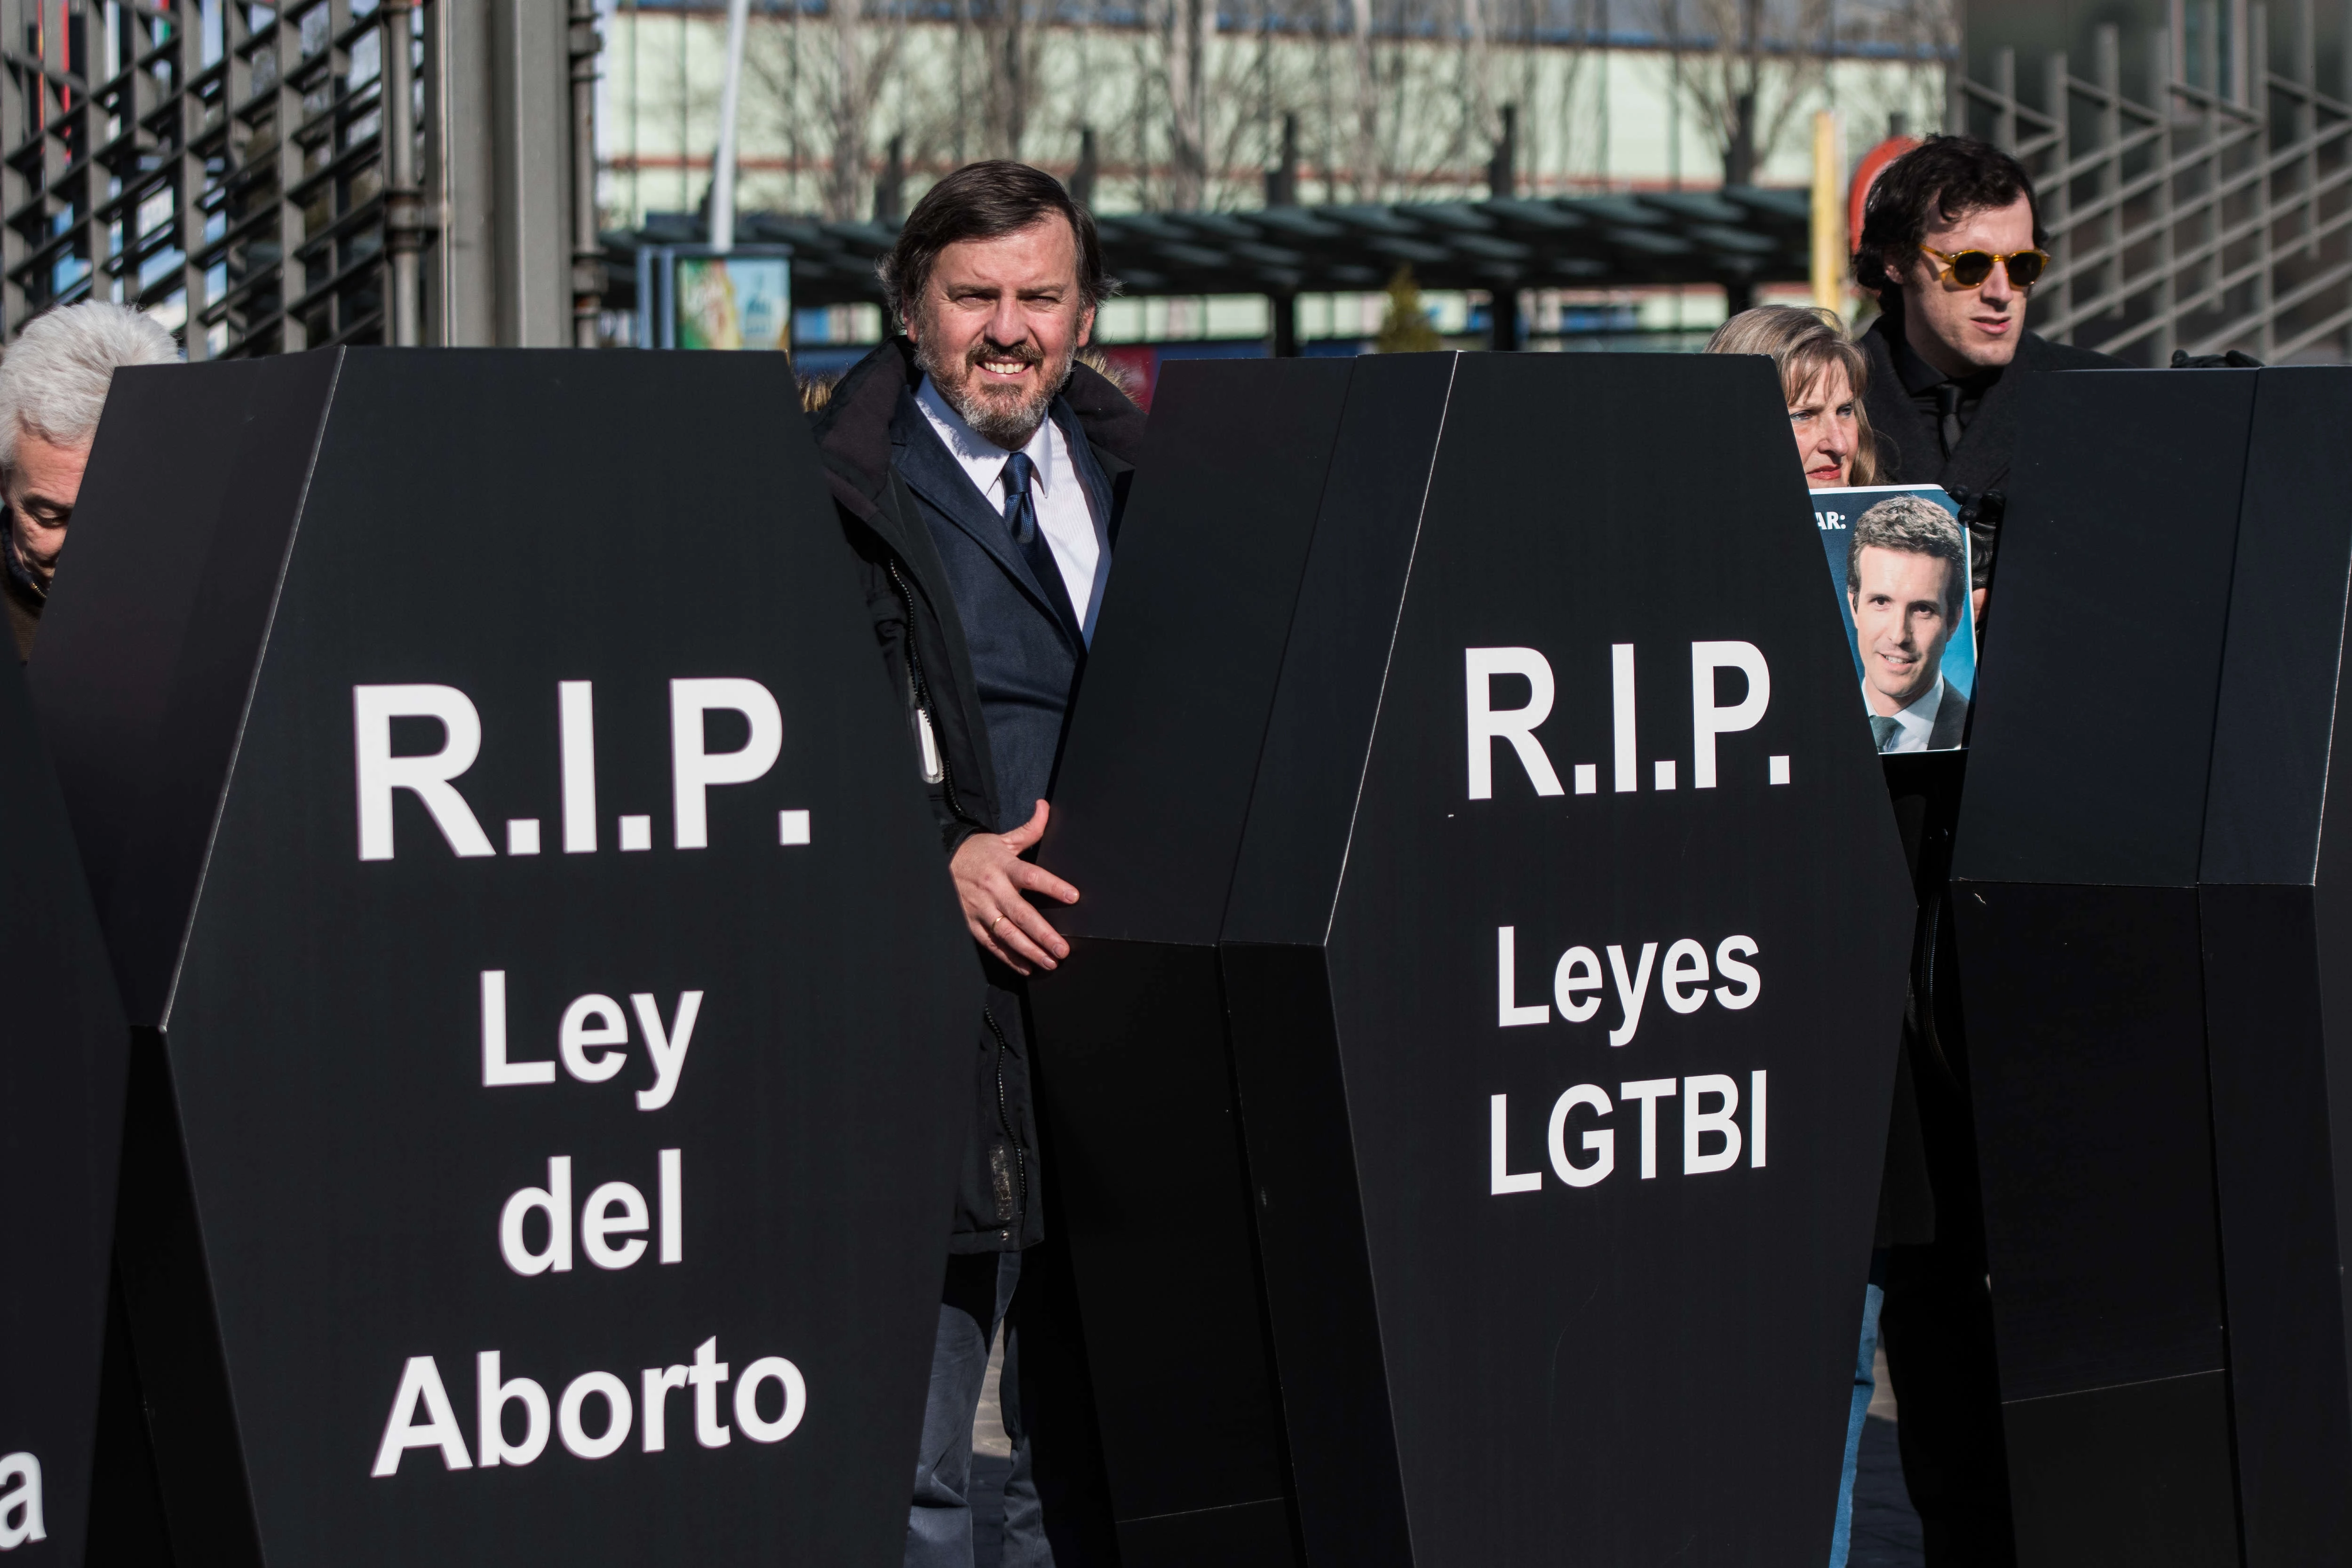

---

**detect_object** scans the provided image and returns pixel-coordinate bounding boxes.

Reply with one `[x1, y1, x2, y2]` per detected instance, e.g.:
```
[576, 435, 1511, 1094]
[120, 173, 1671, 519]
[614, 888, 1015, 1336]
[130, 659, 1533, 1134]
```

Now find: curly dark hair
[877, 161, 1113, 334]
[1852, 135, 2045, 297]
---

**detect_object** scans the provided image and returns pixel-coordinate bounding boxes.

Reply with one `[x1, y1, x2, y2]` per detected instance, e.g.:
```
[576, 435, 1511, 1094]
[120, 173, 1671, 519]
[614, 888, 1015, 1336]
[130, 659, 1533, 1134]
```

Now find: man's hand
[951, 800, 1079, 975]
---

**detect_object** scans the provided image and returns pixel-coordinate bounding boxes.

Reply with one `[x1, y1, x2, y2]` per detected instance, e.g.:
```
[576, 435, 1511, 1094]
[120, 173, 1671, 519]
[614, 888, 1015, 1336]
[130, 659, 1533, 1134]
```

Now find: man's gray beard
[917, 335, 1073, 450]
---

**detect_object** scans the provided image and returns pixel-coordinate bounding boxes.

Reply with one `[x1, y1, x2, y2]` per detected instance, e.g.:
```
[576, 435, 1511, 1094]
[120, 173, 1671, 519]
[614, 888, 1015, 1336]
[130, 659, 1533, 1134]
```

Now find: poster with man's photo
[1813, 485, 1976, 754]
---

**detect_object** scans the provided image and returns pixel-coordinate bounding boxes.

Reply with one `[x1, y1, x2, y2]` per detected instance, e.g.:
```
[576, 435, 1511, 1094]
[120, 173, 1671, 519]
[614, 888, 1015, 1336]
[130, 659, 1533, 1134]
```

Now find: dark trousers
[1880, 1239, 2016, 1565]
[907, 1251, 1048, 1568]
[1879, 980, 2019, 1567]
[904, 1229, 1119, 1568]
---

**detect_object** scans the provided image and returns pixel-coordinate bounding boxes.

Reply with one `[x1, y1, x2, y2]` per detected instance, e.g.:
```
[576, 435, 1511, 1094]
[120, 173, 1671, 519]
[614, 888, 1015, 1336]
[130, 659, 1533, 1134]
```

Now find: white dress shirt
[915, 376, 1102, 636]
[1873, 674, 1946, 754]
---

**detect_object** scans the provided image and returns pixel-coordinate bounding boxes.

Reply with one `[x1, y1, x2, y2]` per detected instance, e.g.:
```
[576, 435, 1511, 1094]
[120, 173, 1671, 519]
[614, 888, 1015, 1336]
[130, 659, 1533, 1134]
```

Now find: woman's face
[1788, 361, 1859, 489]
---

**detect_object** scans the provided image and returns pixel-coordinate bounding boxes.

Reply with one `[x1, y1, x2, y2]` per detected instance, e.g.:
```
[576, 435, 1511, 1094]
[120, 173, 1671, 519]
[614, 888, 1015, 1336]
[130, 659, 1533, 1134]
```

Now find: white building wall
[600, 4, 1948, 226]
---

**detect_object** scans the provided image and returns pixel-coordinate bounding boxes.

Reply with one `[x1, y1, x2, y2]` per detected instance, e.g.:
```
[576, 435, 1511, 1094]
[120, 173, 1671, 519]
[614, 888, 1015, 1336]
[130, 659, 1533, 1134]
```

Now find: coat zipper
[885, 555, 979, 831]
[984, 1006, 1028, 1240]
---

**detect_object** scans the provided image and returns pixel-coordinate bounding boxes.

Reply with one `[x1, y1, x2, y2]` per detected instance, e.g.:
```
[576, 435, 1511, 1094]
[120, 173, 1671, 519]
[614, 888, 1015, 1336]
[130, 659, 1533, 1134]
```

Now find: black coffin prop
[1024, 357, 1355, 1564]
[0, 653, 132, 1565]
[1955, 366, 2352, 1568]
[30, 350, 970, 1568]
[1034, 353, 1915, 1565]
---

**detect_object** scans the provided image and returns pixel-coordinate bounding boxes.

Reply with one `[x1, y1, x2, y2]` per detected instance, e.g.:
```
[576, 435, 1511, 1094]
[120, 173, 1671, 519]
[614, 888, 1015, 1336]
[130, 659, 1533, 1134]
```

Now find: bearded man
[811, 161, 1143, 1568]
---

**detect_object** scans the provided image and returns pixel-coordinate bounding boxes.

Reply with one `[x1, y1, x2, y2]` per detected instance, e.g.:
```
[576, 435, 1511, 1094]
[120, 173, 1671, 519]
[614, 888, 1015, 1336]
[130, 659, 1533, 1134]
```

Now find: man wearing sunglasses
[1846, 134, 2122, 1568]
[1854, 135, 2121, 624]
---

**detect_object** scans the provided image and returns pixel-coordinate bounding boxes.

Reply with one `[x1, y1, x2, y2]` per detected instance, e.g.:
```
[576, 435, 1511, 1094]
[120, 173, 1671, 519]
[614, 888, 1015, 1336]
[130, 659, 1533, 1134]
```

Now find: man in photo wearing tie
[1847, 493, 1970, 754]
[810, 161, 1144, 1568]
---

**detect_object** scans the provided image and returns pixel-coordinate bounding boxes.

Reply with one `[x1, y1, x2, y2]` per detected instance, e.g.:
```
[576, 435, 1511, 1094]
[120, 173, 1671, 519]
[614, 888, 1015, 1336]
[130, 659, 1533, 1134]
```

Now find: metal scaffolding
[1954, 0, 2352, 363]
[0, 0, 601, 355]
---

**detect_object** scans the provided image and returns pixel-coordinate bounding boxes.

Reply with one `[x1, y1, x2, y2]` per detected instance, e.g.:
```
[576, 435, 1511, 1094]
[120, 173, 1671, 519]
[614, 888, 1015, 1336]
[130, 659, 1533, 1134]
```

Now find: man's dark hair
[878, 160, 1112, 332]
[1852, 135, 2046, 296]
[1846, 493, 1966, 623]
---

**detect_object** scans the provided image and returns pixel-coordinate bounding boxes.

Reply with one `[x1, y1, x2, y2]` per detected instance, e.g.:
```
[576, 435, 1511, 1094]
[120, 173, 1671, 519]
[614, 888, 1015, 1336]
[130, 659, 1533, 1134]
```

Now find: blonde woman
[1707, 302, 1894, 1568]
[1706, 304, 1884, 490]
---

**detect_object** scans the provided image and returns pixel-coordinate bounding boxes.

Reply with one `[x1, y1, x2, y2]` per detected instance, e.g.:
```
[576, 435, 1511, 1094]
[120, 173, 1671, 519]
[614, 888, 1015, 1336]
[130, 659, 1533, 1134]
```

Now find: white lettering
[1528, 932, 1761, 1028]
[631, 992, 702, 1112]
[375, 1346, 800, 1474]
[1488, 1094, 1542, 1194]
[1546, 1086, 1615, 1187]
[670, 678, 784, 850]
[659, 1148, 683, 1264]
[1752, 1069, 1769, 1167]
[557, 1372, 634, 1460]
[733, 1358, 808, 1443]
[353, 685, 495, 861]
[1496, 927, 1550, 1027]
[1612, 644, 1638, 792]
[1690, 641, 1771, 789]
[1464, 648, 1565, 799]
[1661, 939, 1711, 1015]
[1683, 1074, 1744, 1175]
[1606, 942, 1658, 1047]
[1618, 1079, 1677, 1179]
[0, 1453, 44, 1547]
[475, 1352, 550, 1468]
[370, 1359, 472, 1478]
[581, 1182, 650, 1270]
[1552, 945, 1603, 1023]
[689, 1337, 732, 1448]
[641, 1364, 689, 1453]
[499, 1157, 573, 1276]
[1715, 936, 1762, 1010]
[482, 971, 556, 1088]
[559, 681, 598, 853]
[558, 994, 628, 1083]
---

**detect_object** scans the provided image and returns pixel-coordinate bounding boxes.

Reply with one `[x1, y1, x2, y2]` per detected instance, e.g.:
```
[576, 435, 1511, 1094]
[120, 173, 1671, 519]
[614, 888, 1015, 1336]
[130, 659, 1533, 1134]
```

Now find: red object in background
[1095, 345, 1160, 410]
[1848, 135, 1922, 258]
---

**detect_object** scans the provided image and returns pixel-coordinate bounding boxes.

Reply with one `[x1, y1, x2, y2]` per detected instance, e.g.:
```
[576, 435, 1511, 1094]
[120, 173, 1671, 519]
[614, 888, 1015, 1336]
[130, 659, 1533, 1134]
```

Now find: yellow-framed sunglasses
[1920, 245, 2050, 288]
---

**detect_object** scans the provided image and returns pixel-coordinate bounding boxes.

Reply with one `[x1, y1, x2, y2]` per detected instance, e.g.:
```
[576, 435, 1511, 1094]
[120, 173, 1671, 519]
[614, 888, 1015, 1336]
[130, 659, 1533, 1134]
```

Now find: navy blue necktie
[1001, 449, 1081, 641]
[1002, 451, 1040, 545]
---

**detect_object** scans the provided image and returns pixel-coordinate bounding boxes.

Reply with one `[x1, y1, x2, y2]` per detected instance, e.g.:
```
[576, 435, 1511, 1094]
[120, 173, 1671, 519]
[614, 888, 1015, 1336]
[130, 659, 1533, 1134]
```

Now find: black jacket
[810, 339, 1144, 1253]
[889, 388, 1115, 829]
[1857, 312, 2117, 1252]
[1857, 312, 2121, 592]
[1872, 682, 1971, 754]
[1926, 682, 1970, 750]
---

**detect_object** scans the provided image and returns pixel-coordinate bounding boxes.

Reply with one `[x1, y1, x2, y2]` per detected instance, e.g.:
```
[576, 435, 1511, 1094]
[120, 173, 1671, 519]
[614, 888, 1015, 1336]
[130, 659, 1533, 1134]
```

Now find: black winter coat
[1854, 310, 2119, 1251]
[1857, 312, 2122, 592]
[810, 339, 1144, 1253]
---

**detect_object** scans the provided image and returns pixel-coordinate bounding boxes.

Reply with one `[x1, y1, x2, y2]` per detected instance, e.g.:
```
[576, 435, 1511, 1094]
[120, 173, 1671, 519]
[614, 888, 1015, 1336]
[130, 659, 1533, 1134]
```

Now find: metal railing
[0, 0, 601, 354]
[0, 0, 439, 356]
[1955, 0, 2352, 363]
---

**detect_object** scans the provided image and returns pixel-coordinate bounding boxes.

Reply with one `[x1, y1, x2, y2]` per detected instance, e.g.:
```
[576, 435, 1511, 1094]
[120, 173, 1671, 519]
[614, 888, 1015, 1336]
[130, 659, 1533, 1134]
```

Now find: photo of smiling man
[1837, 490, 1973, 752]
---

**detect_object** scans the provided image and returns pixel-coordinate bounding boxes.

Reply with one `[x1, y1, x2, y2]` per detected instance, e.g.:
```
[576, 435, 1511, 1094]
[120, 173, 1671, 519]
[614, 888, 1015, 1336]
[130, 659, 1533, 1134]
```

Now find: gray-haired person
[1846, 493, 1969, 752]
[0, 301, 179, 658]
